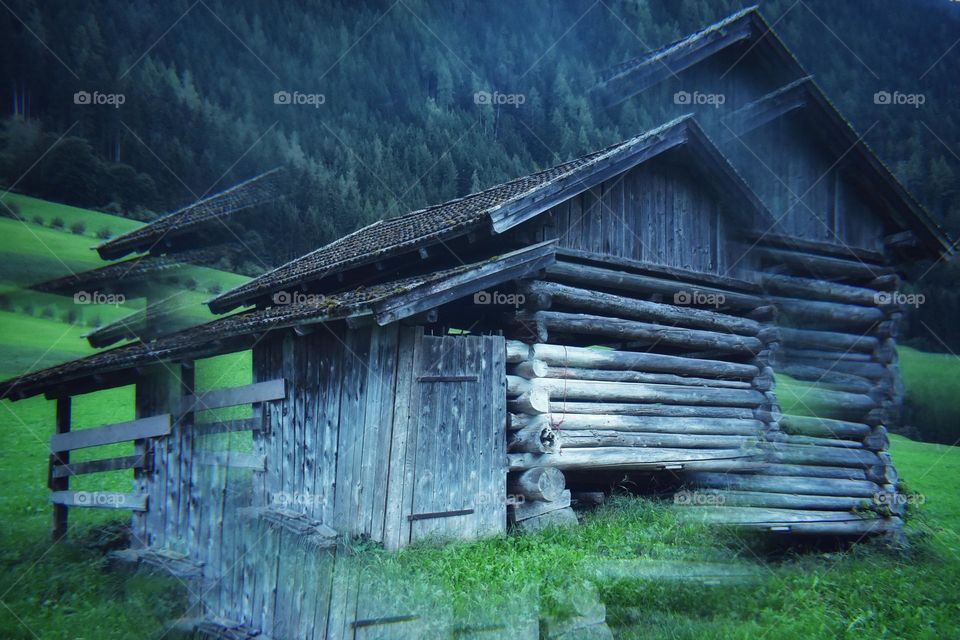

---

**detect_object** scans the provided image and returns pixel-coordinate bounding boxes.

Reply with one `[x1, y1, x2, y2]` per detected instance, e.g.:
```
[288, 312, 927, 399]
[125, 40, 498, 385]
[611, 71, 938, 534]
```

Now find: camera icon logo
[74, 91, 91, 105]
[474, 291, 492, 304]
[274, 91, 292, 105]
[673, 291, 691, 305]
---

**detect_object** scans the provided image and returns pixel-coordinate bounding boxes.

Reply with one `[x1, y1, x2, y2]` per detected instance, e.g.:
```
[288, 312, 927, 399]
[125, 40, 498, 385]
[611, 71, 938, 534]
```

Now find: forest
[1, 0, 958, 346]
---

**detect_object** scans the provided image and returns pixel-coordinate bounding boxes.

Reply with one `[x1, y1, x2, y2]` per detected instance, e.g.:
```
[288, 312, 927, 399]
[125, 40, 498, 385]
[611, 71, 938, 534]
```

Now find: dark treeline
[1, 0, 958, 345]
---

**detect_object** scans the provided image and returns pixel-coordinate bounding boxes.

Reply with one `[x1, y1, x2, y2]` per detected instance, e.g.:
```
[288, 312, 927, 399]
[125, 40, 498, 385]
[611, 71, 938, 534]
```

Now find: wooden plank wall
[197, 326, 508, 637]
[724, 111, 886, 251]
[520, 159, 755, 279]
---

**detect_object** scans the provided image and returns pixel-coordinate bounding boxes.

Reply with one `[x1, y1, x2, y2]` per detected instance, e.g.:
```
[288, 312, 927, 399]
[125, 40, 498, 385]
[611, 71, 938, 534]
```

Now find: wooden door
[383, 330, 507, 548]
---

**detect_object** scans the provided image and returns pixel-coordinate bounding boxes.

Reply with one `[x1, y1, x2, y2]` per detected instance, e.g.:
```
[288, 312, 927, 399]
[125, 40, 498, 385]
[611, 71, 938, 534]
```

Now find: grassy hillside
[0, 195, 249, 380]
[898, 346, 960, 444]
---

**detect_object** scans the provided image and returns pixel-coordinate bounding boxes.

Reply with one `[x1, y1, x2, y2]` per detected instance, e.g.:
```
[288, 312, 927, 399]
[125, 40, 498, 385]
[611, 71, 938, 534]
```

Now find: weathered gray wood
[779, 414, 871, 440]
[778, 327, 878, 352]
[51, 396, 70, 540]
[50, 490, 147, 510]
[49, 414, 171, 452]
[684, 472, 880, 497]
[766, 443, 882, 468]
[756, 247, 894, 280]
[776, 364, 875, 394]
[542, 402, 759, 420]
[510, 413, 765, 435]
[545, 261, 762, 310]
[508, 424, 561, 454]
[508, 376, 765, 408]
[508, 467, 566, 502]
[181, 379, 286, 414]
[511, 490, 572, 522]
[560, 430, 757, 449]
[761, 463, 869, 481]
[761, 273, 881, 306]
[681, 506, 898, 534]
[192, 418, 262, 436]
[373, 241, 556, 325]
[515, 505, 579, 531]
[51, 454, 144, 478]
[781, 435, 864, 449]
[509, 448, 760, 471]
[770, 296, 884, 329]
[523, 342, 758, 379]
[554, 247, 762, 293]
[693, 490, 870, 511]
[194, 452, 266, 471]
[506, 341, 532, 363]
[782, 358, 888, 380]
[514, 362, 753, 389]
[521, 280, 761, 335]
[520, 311, 763, 354]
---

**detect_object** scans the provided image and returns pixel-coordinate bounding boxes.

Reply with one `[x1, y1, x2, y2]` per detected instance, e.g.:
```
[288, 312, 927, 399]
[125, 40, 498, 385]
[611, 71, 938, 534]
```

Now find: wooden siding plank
[51, 455, 144, 479]
[383, 327, 419, 550]
[50, 414, 171, 452]
[181, 379, 286, 414]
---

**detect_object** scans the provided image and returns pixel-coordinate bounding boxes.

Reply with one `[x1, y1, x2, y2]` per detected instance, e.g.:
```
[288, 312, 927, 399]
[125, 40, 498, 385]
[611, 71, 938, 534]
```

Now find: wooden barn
[0, 7, 953, 639]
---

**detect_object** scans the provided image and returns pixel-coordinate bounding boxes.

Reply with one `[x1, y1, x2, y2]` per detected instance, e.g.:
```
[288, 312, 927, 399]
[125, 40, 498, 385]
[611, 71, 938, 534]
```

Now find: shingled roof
[206, 147, 626, 313]
[211, 115, 771, 313]
[96, 168, 284, 260]
[593, 6, 806, 106]
[32, 245, 245, 294]
[0, 242, 556, 400]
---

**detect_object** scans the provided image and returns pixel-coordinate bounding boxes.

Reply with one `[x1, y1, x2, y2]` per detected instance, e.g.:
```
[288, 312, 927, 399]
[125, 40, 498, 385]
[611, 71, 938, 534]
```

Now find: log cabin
[0, 7, 953, 638]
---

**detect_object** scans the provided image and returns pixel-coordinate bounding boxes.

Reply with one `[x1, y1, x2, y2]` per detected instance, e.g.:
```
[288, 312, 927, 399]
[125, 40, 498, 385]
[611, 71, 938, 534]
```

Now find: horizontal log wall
[504, 250, 902, 533]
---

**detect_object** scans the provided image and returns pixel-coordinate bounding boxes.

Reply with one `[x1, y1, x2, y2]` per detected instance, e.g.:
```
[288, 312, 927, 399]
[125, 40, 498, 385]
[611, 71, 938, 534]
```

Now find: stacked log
[498, 254, 902, 536]
[508, 468, 577, 530]
[505, 341, 769, 474]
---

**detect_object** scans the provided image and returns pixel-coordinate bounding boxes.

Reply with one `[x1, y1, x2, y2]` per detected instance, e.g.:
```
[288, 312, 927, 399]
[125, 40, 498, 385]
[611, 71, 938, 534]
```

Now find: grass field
[0, 195, 249, 384]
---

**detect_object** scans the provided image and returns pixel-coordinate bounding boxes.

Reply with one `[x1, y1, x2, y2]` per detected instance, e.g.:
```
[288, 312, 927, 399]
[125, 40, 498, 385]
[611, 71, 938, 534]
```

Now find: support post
[51, 396, 71, 541]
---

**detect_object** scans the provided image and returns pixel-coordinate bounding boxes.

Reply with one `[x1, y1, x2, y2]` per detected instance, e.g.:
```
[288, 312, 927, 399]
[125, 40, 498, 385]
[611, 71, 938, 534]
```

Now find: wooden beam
[51, 397, 70, 540]
[372, 240, 557, 325]
[50, 414, 172, 452]
[51, 454, 145, 479]
[546, 260, 762, 311]
[180, 379, 286, 414]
